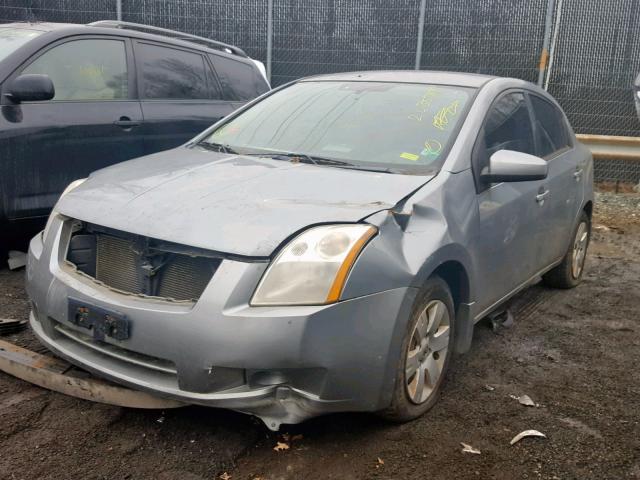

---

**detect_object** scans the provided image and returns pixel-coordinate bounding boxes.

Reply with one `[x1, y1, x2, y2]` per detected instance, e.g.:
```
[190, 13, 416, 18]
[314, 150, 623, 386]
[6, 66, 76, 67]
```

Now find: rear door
[133, 41, 235, 154]
[528, 93, 579, 267]
[472, 91, 547, 314]
[1, 36, 144, 220]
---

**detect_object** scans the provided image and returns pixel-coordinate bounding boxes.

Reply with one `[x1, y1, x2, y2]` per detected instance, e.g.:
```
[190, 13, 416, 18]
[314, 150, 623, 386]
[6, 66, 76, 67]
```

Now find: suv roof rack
[88, 20, 248, 58]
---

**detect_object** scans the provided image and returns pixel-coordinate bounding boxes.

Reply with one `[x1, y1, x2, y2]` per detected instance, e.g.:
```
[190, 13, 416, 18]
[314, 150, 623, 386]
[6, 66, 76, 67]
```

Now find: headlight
[251, 224, 377, 306]
[42, 178, 86, 243]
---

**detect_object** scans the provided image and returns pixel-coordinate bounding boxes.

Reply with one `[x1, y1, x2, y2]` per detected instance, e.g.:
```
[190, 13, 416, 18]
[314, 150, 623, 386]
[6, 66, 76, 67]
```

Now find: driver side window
[474, 91, 535, 189]
[22, 39, 128, 101]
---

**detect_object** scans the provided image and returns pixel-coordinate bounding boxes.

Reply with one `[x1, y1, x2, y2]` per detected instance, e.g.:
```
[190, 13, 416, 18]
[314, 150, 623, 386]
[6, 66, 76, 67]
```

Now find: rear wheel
[543, 211, 590, 289]
[379, 276, 455, 422]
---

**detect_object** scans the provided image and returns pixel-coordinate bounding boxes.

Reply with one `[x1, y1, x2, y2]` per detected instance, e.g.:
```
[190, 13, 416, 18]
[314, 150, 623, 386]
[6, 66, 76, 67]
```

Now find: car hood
[57, 147, 433, 257]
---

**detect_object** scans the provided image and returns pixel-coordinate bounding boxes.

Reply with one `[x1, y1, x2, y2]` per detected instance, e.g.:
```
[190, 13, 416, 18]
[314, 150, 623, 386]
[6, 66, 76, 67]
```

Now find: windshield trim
[193, 79, 479, 176]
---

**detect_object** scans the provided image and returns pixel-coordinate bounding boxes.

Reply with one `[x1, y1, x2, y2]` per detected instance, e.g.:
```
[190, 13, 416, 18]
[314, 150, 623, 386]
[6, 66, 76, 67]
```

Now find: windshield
[0, 28, 44, 63]
[202, 80, 474, 174]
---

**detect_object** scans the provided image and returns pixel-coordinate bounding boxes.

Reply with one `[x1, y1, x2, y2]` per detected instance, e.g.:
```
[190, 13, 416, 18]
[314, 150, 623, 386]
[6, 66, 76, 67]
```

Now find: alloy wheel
[405, 299, 451, 404]
[571, 221, 589, 279]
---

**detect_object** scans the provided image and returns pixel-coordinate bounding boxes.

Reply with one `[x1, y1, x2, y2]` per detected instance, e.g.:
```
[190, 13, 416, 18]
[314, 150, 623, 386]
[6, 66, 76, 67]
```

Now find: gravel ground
[0, 193, 639, 480]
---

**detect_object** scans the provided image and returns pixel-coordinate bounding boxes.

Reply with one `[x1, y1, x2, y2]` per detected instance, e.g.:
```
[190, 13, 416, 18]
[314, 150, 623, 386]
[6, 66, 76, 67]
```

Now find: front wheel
[378, 276, 455, 422]
[543, 211, 591, 289]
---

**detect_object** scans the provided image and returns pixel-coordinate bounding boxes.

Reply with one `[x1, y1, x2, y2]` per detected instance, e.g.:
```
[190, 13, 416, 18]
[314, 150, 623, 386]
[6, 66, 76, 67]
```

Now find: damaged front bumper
[26, 218, 416, 430]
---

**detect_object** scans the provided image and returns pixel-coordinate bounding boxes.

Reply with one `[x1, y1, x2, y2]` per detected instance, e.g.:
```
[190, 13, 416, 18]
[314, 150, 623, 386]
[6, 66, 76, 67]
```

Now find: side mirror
[6, 74, 55, 103]
[480, 150, 547, 183]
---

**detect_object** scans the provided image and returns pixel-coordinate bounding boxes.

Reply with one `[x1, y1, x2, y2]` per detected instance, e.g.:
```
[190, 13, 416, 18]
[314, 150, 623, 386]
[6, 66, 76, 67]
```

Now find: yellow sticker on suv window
[400, 152, 419, 161]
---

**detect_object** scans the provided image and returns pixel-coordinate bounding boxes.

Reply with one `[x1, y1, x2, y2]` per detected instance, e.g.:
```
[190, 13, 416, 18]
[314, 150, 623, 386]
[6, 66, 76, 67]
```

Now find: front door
[1, 36, 144, 220]
[471, 91, 546, 315]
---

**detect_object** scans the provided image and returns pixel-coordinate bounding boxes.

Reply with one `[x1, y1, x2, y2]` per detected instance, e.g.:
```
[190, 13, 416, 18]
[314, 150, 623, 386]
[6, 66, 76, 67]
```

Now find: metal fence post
[537, 0, 556, 86]
[414, 0, 427, 70]
[266, 0, 273, 83]
[116, 0, 122, 21]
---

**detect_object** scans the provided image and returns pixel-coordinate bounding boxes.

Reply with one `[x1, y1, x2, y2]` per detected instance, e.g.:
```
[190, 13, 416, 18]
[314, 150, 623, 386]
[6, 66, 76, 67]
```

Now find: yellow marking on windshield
[433, 100, 459, 130]
[421, 139, 443, 157]
[408, 87, 439, 122]
[400, 152, 420, 161]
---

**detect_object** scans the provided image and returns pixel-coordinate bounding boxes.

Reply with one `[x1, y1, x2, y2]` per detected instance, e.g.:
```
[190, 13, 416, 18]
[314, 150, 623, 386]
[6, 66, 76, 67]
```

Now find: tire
[542, 211, 591, 289]
[378, 276, 455, 422]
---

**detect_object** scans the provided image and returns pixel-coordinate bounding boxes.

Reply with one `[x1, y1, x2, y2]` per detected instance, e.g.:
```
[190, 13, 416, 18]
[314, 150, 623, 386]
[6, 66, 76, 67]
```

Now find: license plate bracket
[68, 298, 130, 341]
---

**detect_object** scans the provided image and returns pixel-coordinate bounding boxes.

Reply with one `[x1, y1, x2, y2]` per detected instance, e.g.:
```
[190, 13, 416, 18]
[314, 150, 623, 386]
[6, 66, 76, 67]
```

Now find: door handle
[536, 189, 549, 205]
[573, 168, 583, 181]
[114, 116, 141, 129]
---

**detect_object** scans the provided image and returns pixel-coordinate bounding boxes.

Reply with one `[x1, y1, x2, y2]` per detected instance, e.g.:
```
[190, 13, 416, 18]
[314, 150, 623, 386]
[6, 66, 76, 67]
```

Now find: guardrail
[577, 134, 640, 162]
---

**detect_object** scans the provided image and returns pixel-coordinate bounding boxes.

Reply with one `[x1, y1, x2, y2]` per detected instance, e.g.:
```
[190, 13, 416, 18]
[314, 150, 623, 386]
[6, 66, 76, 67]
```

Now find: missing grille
[66, 223, 221, 302]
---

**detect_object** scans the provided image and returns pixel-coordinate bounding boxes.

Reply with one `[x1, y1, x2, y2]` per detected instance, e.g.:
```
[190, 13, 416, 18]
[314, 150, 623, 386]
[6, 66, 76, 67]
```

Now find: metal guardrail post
[116, 0, 122, 21]
[414, 0, 427, 70]
[266, 0, 273, 83]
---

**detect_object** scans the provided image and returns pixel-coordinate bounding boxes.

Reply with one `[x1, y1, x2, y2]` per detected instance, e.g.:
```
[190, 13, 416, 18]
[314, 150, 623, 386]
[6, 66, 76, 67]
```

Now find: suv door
[528, 93, 580, 267]
[133, 41, 235, 153]
[1, 36, 144, 220]
[472, 91, 546, 315]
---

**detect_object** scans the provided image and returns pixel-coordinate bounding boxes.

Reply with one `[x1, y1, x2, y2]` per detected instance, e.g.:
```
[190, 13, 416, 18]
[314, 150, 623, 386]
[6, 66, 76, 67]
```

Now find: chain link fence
[3, 0, 640, 182]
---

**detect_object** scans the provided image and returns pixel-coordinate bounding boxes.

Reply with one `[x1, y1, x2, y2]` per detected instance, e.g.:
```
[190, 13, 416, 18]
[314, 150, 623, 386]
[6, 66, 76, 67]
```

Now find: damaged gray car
[26, 71, 593, 430]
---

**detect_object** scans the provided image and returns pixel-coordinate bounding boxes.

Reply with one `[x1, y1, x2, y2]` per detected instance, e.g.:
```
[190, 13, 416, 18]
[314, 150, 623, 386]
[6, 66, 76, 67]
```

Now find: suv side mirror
[6, 74, 55, 103]
[480, 150, 547, 183]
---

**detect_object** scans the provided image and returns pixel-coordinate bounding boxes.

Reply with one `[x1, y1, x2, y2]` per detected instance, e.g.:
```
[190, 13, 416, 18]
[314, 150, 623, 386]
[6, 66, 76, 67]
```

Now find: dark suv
[0, 20, 269, 248]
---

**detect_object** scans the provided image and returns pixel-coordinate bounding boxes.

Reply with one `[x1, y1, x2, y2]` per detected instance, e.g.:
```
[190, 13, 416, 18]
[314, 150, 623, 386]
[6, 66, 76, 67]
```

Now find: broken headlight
[42, 178, 86, 243]
[251, 224, 376, 306]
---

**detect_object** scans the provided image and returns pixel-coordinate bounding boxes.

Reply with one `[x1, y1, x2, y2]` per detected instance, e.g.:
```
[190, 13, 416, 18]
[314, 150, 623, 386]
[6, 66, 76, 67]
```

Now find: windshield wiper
[240, 150, 397, 174]
[198, 141, 239, 154]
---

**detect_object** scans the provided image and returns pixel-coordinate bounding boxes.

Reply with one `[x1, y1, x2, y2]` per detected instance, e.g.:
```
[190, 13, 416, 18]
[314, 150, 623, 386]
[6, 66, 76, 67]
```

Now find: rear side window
[22, 39, 128, 100]
[210, 54, 266, 101]
[137, 43, 210, 100]
[530, 94, 570, 158]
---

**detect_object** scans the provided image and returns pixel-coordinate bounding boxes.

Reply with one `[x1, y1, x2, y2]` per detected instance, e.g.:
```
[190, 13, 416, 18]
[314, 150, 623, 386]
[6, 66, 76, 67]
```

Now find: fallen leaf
[219, 473, 231, 480]
[377, 457, 385, 465]
[460, 442, 481, 455]
[510, 429, 546, 445]
[517, 395, 536, 407]
[484, 384, 495, 391]
[273, 442, 290, 452]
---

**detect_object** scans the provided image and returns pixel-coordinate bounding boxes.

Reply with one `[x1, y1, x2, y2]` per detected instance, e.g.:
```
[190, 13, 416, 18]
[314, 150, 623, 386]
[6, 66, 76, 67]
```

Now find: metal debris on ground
[460, 442, 481, 455]
[510, 430, 547, 445]
[488, 309, 514, 332]
[0, 318, 28, 335]
[7, 251, 27, 270]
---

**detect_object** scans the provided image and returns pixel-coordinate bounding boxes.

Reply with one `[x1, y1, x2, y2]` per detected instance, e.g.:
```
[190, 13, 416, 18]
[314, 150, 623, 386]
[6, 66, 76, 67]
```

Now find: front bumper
[26, 218, 416, 429]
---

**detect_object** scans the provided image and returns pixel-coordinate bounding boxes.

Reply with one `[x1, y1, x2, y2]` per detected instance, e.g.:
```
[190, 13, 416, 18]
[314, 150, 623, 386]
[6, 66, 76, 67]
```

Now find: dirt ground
[0, 191, 639, 480]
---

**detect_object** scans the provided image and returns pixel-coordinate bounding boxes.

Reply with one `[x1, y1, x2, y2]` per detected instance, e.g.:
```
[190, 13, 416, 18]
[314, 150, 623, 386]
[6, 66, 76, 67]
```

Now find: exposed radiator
[67, 225, 220, 302]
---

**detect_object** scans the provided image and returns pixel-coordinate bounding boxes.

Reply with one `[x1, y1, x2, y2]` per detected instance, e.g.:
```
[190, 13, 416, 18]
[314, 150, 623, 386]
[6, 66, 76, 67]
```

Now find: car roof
[300, 70, 497, 88]
[0, 21, 251, 64]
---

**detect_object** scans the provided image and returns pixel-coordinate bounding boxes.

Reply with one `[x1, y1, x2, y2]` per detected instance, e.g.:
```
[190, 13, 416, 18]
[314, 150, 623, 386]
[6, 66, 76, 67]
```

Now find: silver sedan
[26, 71, 593, 429]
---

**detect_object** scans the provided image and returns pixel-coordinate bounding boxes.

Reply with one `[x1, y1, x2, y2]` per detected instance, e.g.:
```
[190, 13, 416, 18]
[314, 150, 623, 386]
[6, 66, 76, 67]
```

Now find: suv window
[137, 43, 210, 100]
[22, 39, 128, 101]
[474, 91, 535, 187]
[530, 94, 570, 158]
[210, 54, 263, 101]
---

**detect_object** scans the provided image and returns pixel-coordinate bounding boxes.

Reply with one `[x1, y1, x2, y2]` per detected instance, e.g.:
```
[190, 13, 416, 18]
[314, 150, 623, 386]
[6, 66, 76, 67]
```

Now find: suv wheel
[379, 276, 455, 422]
